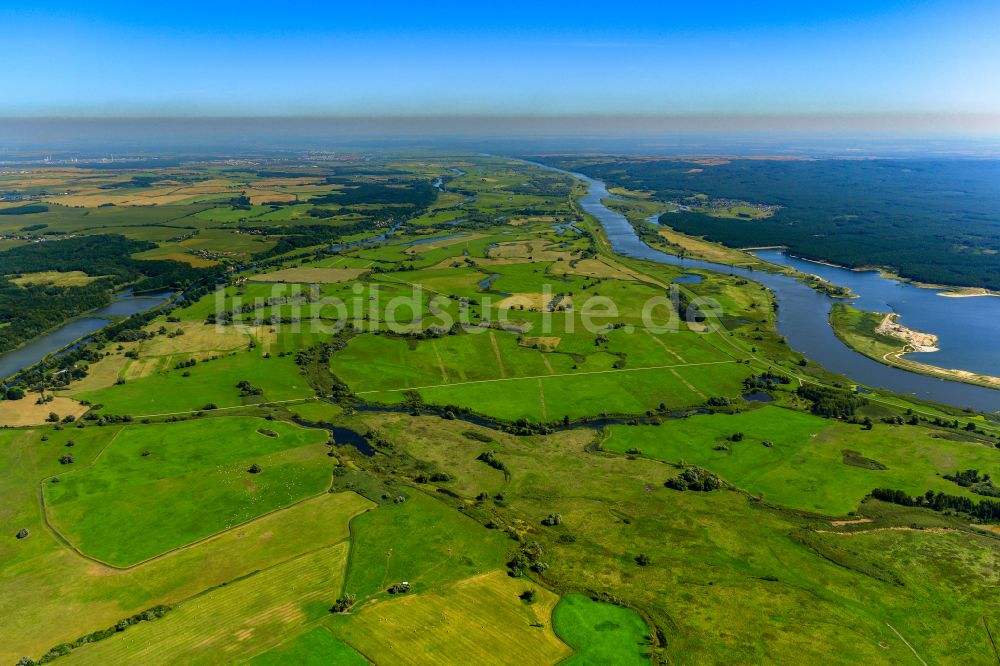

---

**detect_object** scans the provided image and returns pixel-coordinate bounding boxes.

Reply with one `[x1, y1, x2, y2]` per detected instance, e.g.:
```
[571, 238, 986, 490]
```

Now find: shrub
[330, 593, 356, 613]
[665, 466, 722, 492]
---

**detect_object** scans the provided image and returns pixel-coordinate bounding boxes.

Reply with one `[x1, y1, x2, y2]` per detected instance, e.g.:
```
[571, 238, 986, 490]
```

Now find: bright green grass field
[603, 406, 1000, 515]
[78, 348, 312, 416]
[553, 594, 650, 665]
[249, 626, 369, 666]
[44, 417, 329, 566]
[343, 491, 509, 601]
[332, 327, 748, 421]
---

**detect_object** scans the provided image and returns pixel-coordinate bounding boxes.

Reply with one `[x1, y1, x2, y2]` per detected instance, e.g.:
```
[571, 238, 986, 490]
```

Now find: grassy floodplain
[44, 417, 330, 566]
[2, 155, 1000, 665]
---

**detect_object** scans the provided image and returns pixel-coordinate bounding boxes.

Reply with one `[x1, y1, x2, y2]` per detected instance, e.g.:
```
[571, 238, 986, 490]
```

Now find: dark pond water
[552, 222, 582, 235]
[742, 391, 775, 403]
[534, 162, 1000, 413]
[0, 291, 173, 380]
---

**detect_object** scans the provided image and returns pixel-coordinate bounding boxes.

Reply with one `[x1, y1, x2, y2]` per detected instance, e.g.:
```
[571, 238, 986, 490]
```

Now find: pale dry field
[488, 240, 575, 262]
[9, 271, 102, 287]
[0, 393, 88, 427]
[334, 570, 571, 666]
[494, 293, 573, 311]
[251, 268, 367, 284]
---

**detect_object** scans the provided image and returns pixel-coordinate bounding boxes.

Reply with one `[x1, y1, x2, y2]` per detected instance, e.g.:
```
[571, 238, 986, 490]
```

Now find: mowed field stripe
[644, 328, 686, 363]
[356, 360, 737, 394]
[488, 331, 507, 378]
[670, 367, 707, 400]
[431, 340, 450, 384]
[538, 378, 548, 421]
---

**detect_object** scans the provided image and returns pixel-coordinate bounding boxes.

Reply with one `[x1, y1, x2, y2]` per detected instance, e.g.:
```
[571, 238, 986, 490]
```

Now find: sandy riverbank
[876, 313, 939, 352]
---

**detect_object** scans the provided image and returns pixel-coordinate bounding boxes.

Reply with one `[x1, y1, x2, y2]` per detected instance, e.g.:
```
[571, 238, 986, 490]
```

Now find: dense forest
[551, 157, 1000, 289]
[0, 235, 221, 353]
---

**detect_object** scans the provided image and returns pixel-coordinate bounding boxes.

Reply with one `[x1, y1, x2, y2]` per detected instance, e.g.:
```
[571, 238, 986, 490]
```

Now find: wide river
[548, 165, 1000, 413]
[0, 291, 173, 380]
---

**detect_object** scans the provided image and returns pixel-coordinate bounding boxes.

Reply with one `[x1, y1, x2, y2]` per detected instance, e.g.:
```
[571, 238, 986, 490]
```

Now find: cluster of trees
[236, 380, 262, 397]
[477, 450, 509, 474]
[871, 487, 1000, 523]
[329, 593, 356, 613]
[314, 179, 437, 208]
[796, 385, 865, 418]
[743, 371, 790, 392]
[0, 204, 48, 215]
[665, 467, 722, 492]
[246, 221, 371, 259]
[943, 469, 1000, 498]
[25, 605, 170, 664]
[507, 541, 548, 577]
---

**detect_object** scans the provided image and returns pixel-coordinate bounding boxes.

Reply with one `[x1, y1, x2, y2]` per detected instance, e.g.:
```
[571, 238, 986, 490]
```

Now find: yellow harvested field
[488, 240, 574, 262]
[495, 293, 572, 311]
[550, 258, 637, 281]
[9, 271, 101, 287]
[428, 256, 523, 270]
[246, 190, 297, 205]
[0, 393, 88, 427]
[251, 267, 367, 284]
[65, 542, 352, 665]
[334, 570, 571, 666]
[66, 351, 132, 394]
[132, 248, 219, 268]
[657, 226, 754, 266]
[520, 336, 561, 351]
[2, 491, 371, 662]
[138, 322, 249, 356]
[253, 178, 326, 188]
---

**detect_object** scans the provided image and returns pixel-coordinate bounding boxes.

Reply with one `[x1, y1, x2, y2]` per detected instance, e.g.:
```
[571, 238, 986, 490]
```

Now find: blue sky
[4, 0, 1000, 124]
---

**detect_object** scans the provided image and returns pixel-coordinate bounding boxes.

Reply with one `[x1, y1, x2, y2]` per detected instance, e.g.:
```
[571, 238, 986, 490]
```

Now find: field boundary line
[133, 396, 317, 419]
[984, 617, 1000, 665]
[39, 485, 366, 572]
[356, 359, 737, 394]
[886, 622, 928, 666]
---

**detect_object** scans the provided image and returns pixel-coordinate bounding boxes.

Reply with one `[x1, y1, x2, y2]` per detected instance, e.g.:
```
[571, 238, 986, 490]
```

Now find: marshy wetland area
[2, 154, 1000, 665]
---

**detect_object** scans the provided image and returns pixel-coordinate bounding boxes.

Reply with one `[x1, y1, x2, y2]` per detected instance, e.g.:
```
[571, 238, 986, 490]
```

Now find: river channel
[552, 165, 1000, 413]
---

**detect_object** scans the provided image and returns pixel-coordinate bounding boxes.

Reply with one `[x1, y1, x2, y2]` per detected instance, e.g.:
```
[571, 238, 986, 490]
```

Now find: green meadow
[249, 627, 369, 666]
[4, 155, 1000, 665]
[603, 406, 1000, 514]
[553, 594, 650, 665]
[44, 417, 329, 565]
[77, 348, 313, 416]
